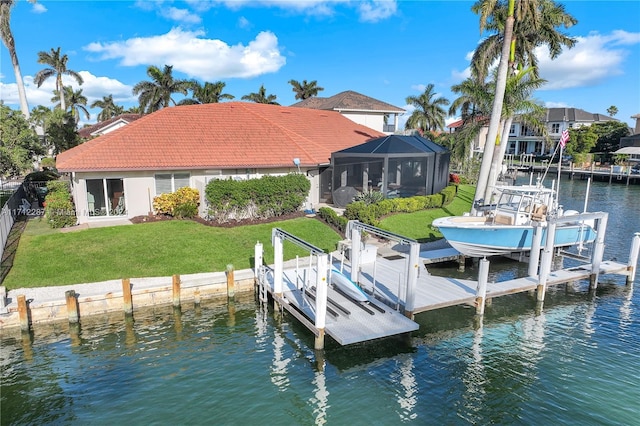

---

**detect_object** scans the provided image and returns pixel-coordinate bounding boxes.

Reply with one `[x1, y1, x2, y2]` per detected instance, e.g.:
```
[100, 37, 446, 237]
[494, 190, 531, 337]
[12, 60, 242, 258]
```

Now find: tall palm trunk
[472, 0, 515, 212]
[484, 116, 515, 201]
[57, 74, 66, 112]
[0, 3, 30, 119]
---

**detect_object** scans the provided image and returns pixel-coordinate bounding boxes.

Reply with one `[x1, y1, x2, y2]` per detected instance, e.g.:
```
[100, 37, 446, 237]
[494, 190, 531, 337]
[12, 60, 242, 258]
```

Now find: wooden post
[17, 294, 30, 332]
[457, 255, 466, 272]
[404, 242, 420, 318]
[475, 258, 490, 315]
[350, 226, 362, 284]
[226, 264, 235, 299]
[194, 288, 201, 305]
[609, 165, 613, 184]
[254, 242, 263, 281]
[627, 233, 640, 285]
[65, 290, 79, 324]
[172, 274, 181, 308]
[273, 230, 283, 298]
[122, 278, 133, 315]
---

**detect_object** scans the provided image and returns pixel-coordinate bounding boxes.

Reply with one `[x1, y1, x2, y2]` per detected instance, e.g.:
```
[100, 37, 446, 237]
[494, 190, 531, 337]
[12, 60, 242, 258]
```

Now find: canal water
[2, 179, 639, 425]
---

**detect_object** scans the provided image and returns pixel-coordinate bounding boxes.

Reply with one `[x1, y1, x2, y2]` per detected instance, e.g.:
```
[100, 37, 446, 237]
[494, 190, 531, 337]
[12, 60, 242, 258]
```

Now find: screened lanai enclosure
[327, 135, 450, 207]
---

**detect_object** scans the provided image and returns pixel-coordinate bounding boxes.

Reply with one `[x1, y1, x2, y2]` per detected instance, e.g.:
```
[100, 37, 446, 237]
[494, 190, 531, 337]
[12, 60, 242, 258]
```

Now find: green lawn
[2, 185, 475, 289]
[380, 184, 475, 241]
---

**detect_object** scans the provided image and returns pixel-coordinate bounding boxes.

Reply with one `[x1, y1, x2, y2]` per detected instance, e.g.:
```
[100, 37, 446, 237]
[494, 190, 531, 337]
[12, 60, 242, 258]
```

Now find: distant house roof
[291, 90, 404, 114]
[334, 135, 447, 155]
[57, 102, 384, 173]
[545, 108, 617, 123]
[78, 114, 142, 139]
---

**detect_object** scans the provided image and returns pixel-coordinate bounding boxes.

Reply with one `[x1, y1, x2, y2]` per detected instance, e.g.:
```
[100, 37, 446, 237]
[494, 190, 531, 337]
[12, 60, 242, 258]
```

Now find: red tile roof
[57, 102, 385, 172]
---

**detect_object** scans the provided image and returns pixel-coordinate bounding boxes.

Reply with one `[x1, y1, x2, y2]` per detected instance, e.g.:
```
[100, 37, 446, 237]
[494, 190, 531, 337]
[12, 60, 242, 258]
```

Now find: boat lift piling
[628, 233, 640, 284]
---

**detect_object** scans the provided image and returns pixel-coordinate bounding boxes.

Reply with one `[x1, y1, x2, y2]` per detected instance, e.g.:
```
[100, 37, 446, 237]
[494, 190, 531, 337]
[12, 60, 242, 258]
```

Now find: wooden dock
[262, 267, 419, 345]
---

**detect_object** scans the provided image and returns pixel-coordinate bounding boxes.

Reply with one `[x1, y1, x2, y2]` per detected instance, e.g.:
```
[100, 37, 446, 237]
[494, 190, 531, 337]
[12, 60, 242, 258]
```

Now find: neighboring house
[617, 113, 640, 163]
[506, 108, 617, 156]
[291, 90, 405, 134]
[448, 108, 618, 159]
[78, 114, 142, 140]
[55, 102, 384, 225]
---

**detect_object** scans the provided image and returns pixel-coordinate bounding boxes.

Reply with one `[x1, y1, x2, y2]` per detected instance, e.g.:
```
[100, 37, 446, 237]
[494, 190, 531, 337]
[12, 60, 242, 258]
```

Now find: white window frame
[155, 172, 191, 195]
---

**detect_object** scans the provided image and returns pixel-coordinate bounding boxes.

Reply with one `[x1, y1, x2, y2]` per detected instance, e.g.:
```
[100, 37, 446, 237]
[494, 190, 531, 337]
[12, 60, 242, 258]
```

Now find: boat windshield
[493, 188, 552, 224]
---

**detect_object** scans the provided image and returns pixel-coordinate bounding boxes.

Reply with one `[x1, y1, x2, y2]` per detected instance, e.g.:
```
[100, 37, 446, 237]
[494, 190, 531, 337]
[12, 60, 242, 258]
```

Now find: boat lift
[345, 220, 421, 317]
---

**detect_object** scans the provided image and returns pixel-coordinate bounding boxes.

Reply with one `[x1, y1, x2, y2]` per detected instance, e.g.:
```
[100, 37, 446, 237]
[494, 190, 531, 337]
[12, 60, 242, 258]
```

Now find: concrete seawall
[0, 268, 256, 330]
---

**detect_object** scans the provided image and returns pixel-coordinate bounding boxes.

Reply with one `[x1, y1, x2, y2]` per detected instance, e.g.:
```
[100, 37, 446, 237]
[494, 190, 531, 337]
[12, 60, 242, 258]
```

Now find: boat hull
[433, 217, 596, 257]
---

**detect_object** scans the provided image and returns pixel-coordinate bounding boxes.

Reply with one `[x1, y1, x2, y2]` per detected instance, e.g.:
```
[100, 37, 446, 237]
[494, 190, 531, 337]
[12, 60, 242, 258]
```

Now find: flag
[559, 129, 570, 148]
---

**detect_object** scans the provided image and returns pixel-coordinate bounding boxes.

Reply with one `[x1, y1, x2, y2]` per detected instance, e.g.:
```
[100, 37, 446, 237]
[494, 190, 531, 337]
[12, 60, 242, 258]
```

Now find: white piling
[590, 214, 608, 290]
[475, 258, 490, 315]
[537, 220, 557, 302]
[0, 286, 6, 314]
[254, 242, 263, 281]
[528, 222, 543, 277]
[273, 232, 283, 297]
[350, 227, 361, 284]
[404, 242, 420, 318]
[314, 254, 328, 350]
[627, 233, 640, 285]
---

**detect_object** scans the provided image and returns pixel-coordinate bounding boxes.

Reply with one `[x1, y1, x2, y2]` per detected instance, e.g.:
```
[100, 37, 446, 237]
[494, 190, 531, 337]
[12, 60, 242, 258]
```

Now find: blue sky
[1, 0, 639, 128]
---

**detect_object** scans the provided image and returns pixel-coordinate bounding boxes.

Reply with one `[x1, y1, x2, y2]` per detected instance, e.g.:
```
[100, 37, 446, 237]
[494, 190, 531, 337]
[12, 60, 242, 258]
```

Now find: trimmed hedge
[44, 180, 76, 228]
[318, 207, 348, 233]
[321, 184, 459, 228]
[153, 187, 200, 218]
[205, 174, 310, 223]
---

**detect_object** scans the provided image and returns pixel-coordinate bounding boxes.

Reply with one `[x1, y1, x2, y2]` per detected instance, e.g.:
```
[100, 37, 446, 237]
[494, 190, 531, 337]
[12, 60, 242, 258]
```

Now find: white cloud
[238, 16, 252, 30]
[0, 72, 134, 111]
[410, 84, 426, 92]
[84, 28, 286, 80]
[538, 31, 640, 90]
[358, 0, 397, 23]
[32, 3, 47, 13]
[544, 101, 572, 109]
[161, 7, 202, 24]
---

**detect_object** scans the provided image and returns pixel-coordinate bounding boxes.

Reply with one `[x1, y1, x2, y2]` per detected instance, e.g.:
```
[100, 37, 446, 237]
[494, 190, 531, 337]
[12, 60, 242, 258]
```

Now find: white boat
[432, 185, 596, 257]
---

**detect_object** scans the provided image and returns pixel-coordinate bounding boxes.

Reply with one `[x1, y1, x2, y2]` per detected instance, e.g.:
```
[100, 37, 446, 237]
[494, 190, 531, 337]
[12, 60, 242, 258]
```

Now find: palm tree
[178, 80, 235, 105]
[30, 104, 52, 148]
[132, 64, 191, 114]
[471, 0, 577, 80]
[0, 0, 35, 118]
[51, 86, 90, 124]
[470, 0, 577, 207]
[90, 95, 121, 121]
[125, 105, 142, 114]
[241, 85, 279, 105]
[404, 84, 450, 133]
[484, 67, 547, 201]
[288, 79, 324, 100]
[34, 47, 84, 113]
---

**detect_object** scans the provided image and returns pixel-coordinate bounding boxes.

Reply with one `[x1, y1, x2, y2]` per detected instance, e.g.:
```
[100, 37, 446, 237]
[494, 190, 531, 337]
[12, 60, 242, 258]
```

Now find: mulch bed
[130, 211, 308, 228]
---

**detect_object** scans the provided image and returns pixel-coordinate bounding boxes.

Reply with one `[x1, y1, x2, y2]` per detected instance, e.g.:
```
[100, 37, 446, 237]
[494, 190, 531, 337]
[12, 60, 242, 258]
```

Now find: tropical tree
[0, 0, 34, 118]
[449, 75, 493, 166]
[52, 86, 90, 124]
[125, 105, 142, 114]
[29, 104, 52, 149]
[45, 109, 80, 154]
[178, 81, 235, 105]
[288, 79, 324, 100]
[90, 95, 122, 121]
[34, 47, 84, 113]
[132, 64, 191, 114]
[470, 0, 577, 209]
[0, 104, 43, 178]
[241, 85, 279, 105]
[564, 126, 597, 166]
[592, 121, 630, 154]
[484, 67, 547, 201]
[606, 105, 618, 117]
[404, 84, 450, 133]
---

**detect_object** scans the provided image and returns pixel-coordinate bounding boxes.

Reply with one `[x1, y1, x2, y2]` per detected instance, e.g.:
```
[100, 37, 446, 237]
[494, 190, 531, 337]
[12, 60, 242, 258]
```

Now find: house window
[155, 173, 190, 195]
[551, 123, 560, 133]
[86, 178, 126, 217]
[510, 124, 516, 135]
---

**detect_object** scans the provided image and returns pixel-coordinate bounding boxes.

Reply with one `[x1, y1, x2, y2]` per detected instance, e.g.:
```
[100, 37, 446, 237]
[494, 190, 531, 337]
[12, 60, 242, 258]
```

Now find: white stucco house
[55, 102, 384, 225]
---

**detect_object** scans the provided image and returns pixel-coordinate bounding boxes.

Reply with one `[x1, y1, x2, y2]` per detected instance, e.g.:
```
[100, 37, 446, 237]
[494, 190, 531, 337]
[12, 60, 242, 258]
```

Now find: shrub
[449, 173, 461, 184]
[44, 182, 76, 228]
[318, 207, 348, 232]
[153, 187, 200, 218]
[205, 174, 310, 223]
[24, 170, 60, 182]
[353, 189, 384, 205]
